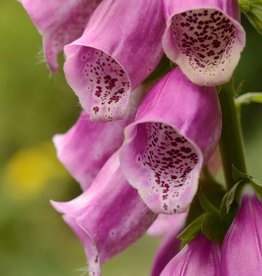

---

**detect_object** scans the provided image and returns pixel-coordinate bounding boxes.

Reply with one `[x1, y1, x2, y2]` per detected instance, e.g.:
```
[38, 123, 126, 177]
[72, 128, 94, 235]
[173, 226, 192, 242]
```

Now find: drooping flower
[64, 0, 165, 121]
[53, 86, 145, 191]
[19, 0, 102, 72]
[120, 68, 222, 214]
[51, 152, 156, 276]
[162, 0, 246, 86]
[221, 189, 262, 276]
[159, 234, 221, 276]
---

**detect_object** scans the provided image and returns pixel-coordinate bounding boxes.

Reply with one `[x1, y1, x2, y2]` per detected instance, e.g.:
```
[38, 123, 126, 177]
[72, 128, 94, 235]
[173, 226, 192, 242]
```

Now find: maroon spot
[171, 8, 237, 75]
[137, 122, 199, 212]
[81, 49, 130, 119]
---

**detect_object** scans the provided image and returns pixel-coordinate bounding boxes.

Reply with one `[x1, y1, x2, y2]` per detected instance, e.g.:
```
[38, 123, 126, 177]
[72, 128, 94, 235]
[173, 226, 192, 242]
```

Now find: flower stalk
[219, 80, 248, 190]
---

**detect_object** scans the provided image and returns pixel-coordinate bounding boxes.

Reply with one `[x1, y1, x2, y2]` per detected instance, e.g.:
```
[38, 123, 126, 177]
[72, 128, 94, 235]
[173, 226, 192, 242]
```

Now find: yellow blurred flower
[3, 142, 69, 201]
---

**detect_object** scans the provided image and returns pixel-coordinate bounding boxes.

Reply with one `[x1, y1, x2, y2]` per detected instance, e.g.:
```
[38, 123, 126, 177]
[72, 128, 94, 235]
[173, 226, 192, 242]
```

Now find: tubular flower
[51, 152, 156, 276]
[162, 0, 246, 86]
[221, 190, 262, 276]
[64, 0, 165, 121]
[160, 235, 221, 276]
[53, 86, 145, 191]
[120, 68, 222, 214]
[19, 0, 102, 72]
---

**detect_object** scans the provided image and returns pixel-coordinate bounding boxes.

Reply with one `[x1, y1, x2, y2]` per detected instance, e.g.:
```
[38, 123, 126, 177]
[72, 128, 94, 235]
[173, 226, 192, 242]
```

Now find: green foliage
[178, 214, 206, 248]
[239, 0, 262, 35]
[235, 92, 262, 106]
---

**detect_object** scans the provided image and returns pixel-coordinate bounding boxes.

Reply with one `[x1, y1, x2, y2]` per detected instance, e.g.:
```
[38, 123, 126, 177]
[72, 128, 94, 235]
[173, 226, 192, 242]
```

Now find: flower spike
[51, 152, 156, 276]
[162, 0, 246, 86]
[19, 0, 102, 72]
[120, 68, 222, 214]
[64, 0, 165, 120]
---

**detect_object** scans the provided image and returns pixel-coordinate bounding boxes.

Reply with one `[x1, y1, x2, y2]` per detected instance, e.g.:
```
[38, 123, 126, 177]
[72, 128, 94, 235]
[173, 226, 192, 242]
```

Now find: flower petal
[160, 235, 221, 276]
[162, 0, 246, 86]
[19, 0, 102, 72]
[51, 152, 156, 275]
[53, 86, 145, 190]
[64, 0, 165, 120]
[221, 191, 262, 276]
[120, 68, 222, 214]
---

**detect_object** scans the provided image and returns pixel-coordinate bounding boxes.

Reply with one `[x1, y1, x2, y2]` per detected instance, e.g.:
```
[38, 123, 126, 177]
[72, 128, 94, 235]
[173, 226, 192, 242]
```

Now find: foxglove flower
[221, 189, 262, 275]
[51, 152, 156, 276]
[160, 235, 221, 276]
[64, 0, 165, 120]
[120, 68, 222, 214]
[19, 0, 102, 72]
[53, 86, 145, 190]
[162, 0, 246, 86]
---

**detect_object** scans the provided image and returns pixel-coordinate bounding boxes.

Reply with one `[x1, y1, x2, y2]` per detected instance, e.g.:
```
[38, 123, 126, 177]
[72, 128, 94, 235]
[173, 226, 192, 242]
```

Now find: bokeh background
[0, 1, 261, 275]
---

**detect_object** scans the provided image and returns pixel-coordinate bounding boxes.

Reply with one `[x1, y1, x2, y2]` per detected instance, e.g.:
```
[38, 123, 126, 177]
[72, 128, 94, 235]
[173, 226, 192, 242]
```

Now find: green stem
[219, 80, 247, 190]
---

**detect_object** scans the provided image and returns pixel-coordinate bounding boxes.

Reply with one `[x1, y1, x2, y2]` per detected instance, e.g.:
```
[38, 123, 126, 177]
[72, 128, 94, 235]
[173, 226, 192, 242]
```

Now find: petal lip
[120, 119, 204, 214]
[162, 0, 246, 86]
[63, 0, 165, 120]
[120, 68, 222, 214]
[64, 44, 132, 121]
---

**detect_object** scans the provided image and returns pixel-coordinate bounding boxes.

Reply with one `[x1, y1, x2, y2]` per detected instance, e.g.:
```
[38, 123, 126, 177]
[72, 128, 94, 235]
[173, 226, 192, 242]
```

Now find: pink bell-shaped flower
[162, 0, 246, 86]
[120, 68, 222, 214]
[64, 0, 165, 120]
[51, 152, 156, 276]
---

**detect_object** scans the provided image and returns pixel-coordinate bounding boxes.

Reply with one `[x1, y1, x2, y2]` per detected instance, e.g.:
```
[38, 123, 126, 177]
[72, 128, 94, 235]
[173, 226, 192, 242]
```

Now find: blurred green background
[0, 1, 261, 275]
